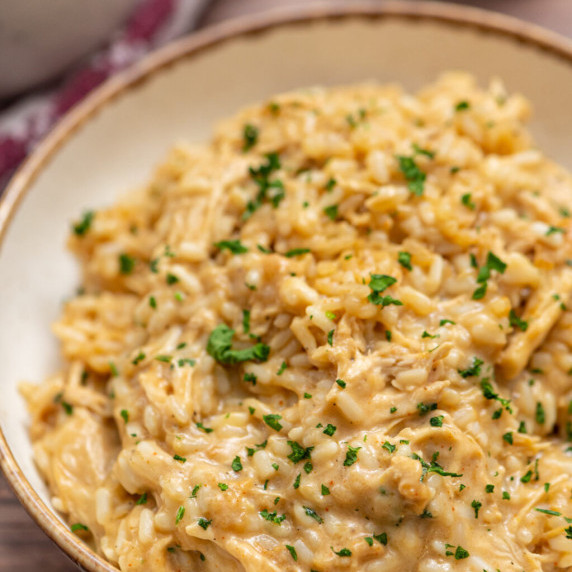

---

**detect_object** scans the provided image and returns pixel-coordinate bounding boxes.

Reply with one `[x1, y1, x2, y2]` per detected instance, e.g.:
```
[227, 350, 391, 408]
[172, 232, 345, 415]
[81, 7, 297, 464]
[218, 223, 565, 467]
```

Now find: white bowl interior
[2, 11, 572, 516]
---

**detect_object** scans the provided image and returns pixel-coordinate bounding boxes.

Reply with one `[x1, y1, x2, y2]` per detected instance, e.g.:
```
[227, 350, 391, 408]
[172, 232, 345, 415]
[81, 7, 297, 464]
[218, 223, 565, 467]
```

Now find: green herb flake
[417, 402, 438, 416]
[263, 414, 283, 432]
[509, 309, 528, 332]
[323, 424, 337, 437]
[397, 155, 426, 196]
[242, 124, 259, 152]
[471, 500, 482, 518]
[303, 506, 323, 524]
[439, 319, 456, 326]
[430, 415, 444, 427]
[485, 484, 495, 493]
[382, 441, 396, 453]
[287, 441, 313, 463]
[321, 484, 330, 495]
[70, 523, 89, 533]
[336, 378, 347, 389]
[293, 474, 301, 489]
[535, 508, 561, 516]
[327, 329, 335, 346]
[135, 492, 147, 505]
[217, 483, 228, 491]
[285, 545, 298, 561]
[536, 402, 545, 424]
[196, 422, 213, 434]
[119, 253, 135, 275]
[398, 251, 412, 270]
[120, 409, 129, 424]
[332, 547, 352, 557]
[231, 456, 243, 472]
[214, 240, 248, 254]
[303, 392, 312, 399]
[325, 178, 337, 192]
[461, 193, 476, 210]
[197, 517, 212, 530]
[276, 361, 287, 376]
[458, 357, 484, 378]
[343, 445, 361, 467]
[173, 454, 187, 463]
[259, 509, 286, 525]
[324, 204, 339, 220]
[207, 324, 270, 365]
[455, 100, 470, 111]
[72, 211, 94, 236]
[175, 506, 185, 525]
[503, 432, 513, 445]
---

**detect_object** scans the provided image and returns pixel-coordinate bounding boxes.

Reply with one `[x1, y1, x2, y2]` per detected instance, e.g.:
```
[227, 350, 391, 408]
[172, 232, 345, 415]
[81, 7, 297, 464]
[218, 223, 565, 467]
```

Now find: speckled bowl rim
[2, 2, 572, 570]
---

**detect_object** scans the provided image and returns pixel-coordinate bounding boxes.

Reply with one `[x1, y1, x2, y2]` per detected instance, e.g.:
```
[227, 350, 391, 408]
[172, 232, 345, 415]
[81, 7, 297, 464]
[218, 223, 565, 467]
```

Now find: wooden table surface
[2, 0, 571, 570]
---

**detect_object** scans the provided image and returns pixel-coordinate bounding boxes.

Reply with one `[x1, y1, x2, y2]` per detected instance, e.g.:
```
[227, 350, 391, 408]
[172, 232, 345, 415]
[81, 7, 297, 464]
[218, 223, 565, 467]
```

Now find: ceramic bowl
[2, 2, 572, 570]
[0, 0, 138, 98]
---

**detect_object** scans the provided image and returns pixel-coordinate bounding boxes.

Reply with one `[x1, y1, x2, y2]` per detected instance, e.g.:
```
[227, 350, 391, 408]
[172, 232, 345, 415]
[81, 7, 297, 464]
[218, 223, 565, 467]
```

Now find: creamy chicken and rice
[22, 73, 572, 571]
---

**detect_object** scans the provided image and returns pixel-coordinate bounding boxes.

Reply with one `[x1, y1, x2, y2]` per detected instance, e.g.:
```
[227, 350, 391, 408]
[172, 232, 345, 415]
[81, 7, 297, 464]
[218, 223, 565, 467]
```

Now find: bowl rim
[2, 2, 572, 570]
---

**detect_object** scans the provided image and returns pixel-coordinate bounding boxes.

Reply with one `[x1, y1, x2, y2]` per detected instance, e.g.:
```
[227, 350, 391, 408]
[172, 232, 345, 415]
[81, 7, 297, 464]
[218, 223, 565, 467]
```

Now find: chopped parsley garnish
[343, 445, 361, 467]
[259, 509, 286, 525]
[287, 441, 313, 463]
[72, 211, 94, 236]
[120, 409, 129, 423]
[70, 523, 89, 533]
[197, 517, 212, 530]
[385, 330, 392, 342]
[430, 415, 444, 427]
[412, 453, 463, 479]
[285, 248, 311, 257]
[439, 319, 456, 326]
[196, 422, 213, 434]
[242, 309, 251, 334]
[481, 378, 512, 412]
[166, 273, 179, 285]
[502, 491, 511, 500]
[244, 153, 283, 218]
[509, 309, 528, 332]
[243, 372, 257, 385]
[412, 143, 435, 159]
[422, 331, 439, 339]
[546, 226, 565, 236]
[324, 204, 339, 220]
[335, 378, 347, 389]
[461, 193, 476, 210]
[471, 500, 482, 518]
[325, 310, 336, 320]
[503, 432, 513, 444]
[207, 324, 270, 365]
[231, 456, 243, 472]
[398, 251, 412, 270]
[303, 506, 323, 524]
[327, 329, 334, 346]
[397, 155, 426, 196]
[373, 532, 388, 545]
[178, 358, 196, 367]
[149, 296, 157, 309]
[535, 508, 561, 516]
[367, 274, 397, 304]
[455, 100, 470, 111]
[119, 253, 135, 275]
[521, 470, 533, 483]
[332, 547, 352, 557]
[285, 545, 297, 561]
[382, 441, 396, 453]
[135, 493, 147, 505]
[263, 414, 283, 432]
[417, 402, 438, 416]
[293, 474, 301, 489]
[155, 355, 172, 363]
[175, 507, 185, 525]
[304, 461, 313, 474]
[453, 546, 469, 559]
[276, 361, 287, 375]
[325, 178, 337, 192]
[458, 357, 484, 378]
[303, 392, 312, 399]
[242, 124, 259, 152]
[132, 351, 146, 365]
[218, 483, 228, 491]
[321, 484, 330, 495]
[536, 402, 545, 424]
[472, 251, 507, 300]
[485, 484, 495, 493]
[173, 454, 186, 463]
[323, 424, 337, 437]
[214, 240, 248, 254]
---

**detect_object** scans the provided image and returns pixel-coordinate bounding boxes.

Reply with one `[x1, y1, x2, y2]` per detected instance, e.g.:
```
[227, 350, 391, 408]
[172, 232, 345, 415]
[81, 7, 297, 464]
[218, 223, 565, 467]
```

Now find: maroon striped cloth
[0, 0, 208, 190]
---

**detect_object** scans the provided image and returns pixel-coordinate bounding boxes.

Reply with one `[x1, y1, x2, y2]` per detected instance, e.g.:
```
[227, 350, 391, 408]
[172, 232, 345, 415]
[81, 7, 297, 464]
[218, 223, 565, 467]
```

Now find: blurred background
[0, 0, 570, 569]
